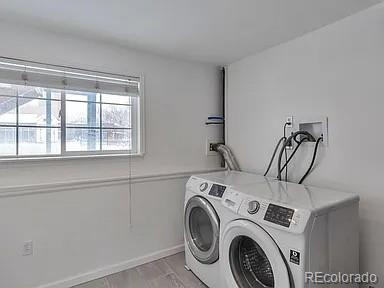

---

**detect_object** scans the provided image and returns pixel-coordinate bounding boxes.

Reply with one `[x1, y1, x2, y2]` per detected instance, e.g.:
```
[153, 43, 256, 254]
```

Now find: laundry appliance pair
[184, 171, 359, 288]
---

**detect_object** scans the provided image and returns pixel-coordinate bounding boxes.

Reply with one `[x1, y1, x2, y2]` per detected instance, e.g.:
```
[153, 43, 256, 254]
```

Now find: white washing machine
[184, 171, 272, 288]
[220, 180, 359, 288]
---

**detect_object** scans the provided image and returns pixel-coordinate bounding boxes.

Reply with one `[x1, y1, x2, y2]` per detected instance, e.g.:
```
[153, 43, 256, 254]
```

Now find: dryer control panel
[186, 176, 229, 199]
[208, 184, 227, 198]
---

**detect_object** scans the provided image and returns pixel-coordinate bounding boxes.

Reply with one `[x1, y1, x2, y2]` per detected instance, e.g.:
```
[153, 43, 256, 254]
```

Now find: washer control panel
[224, 189, 312, 234]
[247, 200, 260, 214]
[199, 182, 209, 192]
[264, 204, 295, 228]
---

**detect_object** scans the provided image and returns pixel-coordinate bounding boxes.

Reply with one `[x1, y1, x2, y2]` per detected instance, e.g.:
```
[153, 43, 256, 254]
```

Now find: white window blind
[0, 57, 143, 158]
[0, 58, 140, 96]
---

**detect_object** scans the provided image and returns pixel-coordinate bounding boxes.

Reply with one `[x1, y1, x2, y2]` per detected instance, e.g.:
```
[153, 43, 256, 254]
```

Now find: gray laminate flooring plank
[164, 252, 207, 288]
[73, 277, 109, 288]
[72, 252, 205, 288]
[135, 258, 173, 281]
[107, 268, 150, 288]
[147, 273, 185, 288]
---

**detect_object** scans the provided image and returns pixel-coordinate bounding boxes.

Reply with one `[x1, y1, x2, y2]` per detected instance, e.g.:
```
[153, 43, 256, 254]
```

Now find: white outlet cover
[22, 240, 33, 256]
[206, 137, 221, 156]
[286, 116, 293, 128]
[294, 116, 328, 146]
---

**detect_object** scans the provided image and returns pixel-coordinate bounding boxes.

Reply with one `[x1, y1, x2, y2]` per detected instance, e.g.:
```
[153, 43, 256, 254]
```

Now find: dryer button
[248, 200, 260, 214]
[199, 182, 209, 192]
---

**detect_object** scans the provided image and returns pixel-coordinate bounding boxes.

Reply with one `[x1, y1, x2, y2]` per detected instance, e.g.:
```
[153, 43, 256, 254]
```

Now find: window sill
[0, 152, 145, 164]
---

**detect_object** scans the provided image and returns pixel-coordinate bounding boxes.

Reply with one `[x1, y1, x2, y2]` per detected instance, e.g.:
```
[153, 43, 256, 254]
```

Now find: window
[0, 58, 143, 158]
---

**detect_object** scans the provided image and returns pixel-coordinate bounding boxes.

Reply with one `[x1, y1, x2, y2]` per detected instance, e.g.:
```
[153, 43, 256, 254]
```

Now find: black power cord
[279, 137, 309, 174]
[265, 120, 292, 178]
[277, 131, 315, 181]
[264, 136, 286, 177]
[265, 128, 324, 184]
[298, 136, 323, 184]
[283, 123, 289, 181]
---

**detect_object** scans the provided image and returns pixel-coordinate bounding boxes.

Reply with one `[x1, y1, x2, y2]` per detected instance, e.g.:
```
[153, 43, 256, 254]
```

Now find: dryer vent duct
[212, 144, 240, 171]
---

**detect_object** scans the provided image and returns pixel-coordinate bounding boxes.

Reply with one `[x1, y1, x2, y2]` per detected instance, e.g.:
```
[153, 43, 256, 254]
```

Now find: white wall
[0, 22, 222, 288]
[0, 176, 188, 288]
[0, 21, 222, 186]
[227, 3, 384, 283]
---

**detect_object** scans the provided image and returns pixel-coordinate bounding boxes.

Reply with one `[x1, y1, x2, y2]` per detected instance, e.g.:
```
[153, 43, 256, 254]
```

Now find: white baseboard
[37, 244, 185, 288]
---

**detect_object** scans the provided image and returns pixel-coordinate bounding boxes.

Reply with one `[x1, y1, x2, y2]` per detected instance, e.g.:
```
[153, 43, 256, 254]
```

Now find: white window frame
[0, 59, 145, 161]
[57, 78, 145, 158]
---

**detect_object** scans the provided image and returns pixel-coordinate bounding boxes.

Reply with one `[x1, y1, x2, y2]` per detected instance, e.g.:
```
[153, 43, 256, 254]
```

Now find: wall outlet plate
[295, 116, 328, 146]
[206, 138, 221, 156]
[286, 116, 293, 128]
[22, 240, 33, 256]
[285, 117, 294, 149]
[285, 134, 294, 150]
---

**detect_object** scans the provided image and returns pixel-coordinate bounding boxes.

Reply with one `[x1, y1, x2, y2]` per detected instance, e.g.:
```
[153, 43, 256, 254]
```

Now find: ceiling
[0, 0, 382, 64]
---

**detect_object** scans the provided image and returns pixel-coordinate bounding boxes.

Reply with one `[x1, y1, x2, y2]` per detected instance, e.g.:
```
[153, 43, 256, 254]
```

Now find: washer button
[199, 182, 209, 192]
[248, 200, 260, 214]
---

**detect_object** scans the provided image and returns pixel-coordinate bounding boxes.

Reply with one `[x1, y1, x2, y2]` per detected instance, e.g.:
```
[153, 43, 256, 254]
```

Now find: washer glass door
[190, 206, 214, 251]
[222, 220, 291, 288]
[185, 196, 219, 264]
[230, 236, 274, 287]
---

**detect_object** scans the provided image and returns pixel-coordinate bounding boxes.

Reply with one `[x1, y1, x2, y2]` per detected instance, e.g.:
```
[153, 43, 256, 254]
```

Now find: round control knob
[248, 200, 260, 214]
[199, 182, 209, 192]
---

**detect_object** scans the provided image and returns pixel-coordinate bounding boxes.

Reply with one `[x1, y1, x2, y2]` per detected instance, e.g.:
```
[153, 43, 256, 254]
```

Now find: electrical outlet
[22, 240, 33, 256]
[206, 138, 221, 156]
[286, 138, 294, 150]
[286, 116, 293, 128]
[285, 117, 293, 150]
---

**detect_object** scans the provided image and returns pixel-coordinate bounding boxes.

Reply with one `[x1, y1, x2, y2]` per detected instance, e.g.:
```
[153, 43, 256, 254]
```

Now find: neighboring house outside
[0, 84, 61, 155]
[0, 83, 131, 155]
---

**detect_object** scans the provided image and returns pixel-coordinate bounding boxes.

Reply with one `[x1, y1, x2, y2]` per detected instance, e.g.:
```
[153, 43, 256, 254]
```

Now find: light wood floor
[72, 252, 207, 288]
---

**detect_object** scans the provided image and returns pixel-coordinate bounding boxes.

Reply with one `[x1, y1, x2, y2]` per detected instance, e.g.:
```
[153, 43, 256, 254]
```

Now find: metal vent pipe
[212, 144, 240, 171]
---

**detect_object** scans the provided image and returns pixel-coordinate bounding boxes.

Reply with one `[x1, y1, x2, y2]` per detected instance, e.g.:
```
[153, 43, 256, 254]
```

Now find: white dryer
[184, 171, 272, 288]
[220, 180, 359, 288]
